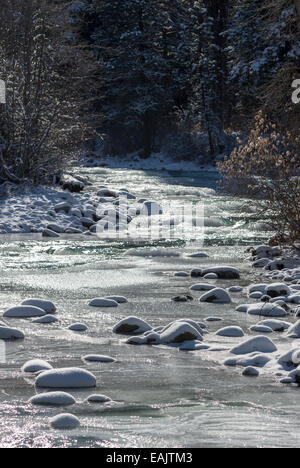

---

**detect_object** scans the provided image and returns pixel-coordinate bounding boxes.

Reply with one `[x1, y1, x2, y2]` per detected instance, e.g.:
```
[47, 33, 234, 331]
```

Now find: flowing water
[0, 167, 299, 448]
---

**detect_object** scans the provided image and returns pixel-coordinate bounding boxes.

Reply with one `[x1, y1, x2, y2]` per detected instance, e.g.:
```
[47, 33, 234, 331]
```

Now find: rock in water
[3, 306, 47, 318]
[36, 367, 97, 388]
[201, 266, 240, 279]
[113, 316, 152, 335]
[265, 283, 291, 298]
[160, 322, 202, 344]
[190, 283, 215, 292]
[203, 273, 218, 279]
[257, 319, 291, 332]
[83, 355, 115, 363]
[68, 323, 88, 332]
[230, 336, 277, 355]
[42, 229, 61, 238]
[33, 315, 58, 324]
[89, 298, 119, 308]
[86, 394, 112, 403]
[0, 326, 24, 340]
[28, 392, 76, 406]
[246, 303, 287, 317]
[250, 325, 273, 333]
[50, 413, 80, 430]
[21, 299, 56, 314]
[22, 359, 53, 373]
[286, 320, 300, 338]
[216, 326, 244, 337]
[199, 288, 231, 304]
[242, 367, 259, 377]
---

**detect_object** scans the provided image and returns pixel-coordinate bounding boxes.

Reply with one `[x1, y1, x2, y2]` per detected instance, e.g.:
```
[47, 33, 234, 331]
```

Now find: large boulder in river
[21, 299, 56, 314]
[36, 367, 96, 388]
[230, 336, 277, 355]
[201, 266, 240, 279]
[199, 288, 231, 304]
[246, 303, 287, 318]
[160, 321, 202, 344]
[0, 326, 24, 340]
[113, 316, 152, 335]
[3, 305, 47, 318]
[286, 320, 300, 339]
[265, 283, 290, 298]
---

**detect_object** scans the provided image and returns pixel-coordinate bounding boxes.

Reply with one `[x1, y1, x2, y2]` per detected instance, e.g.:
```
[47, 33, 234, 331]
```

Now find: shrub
[218, 111, 300, 246]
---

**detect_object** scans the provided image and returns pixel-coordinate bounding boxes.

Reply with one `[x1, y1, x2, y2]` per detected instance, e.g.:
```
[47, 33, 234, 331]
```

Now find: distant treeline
[0, 0, 299, 182]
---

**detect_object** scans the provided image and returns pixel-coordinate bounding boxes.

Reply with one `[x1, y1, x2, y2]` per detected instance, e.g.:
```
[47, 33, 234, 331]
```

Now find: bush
[0, 0, 95, 184]
[218, 111, 300, 245]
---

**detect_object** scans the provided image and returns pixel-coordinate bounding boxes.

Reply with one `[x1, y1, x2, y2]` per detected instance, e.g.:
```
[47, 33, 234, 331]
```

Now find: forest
[0, 0, 299, 180]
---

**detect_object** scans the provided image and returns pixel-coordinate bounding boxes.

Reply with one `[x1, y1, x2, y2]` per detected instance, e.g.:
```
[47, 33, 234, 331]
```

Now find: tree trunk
[142, 112, 153, 159]
[295, 1, 300, 27]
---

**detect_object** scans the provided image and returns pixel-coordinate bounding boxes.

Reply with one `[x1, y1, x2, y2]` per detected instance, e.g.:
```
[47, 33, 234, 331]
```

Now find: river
[0, 166, 299, 448]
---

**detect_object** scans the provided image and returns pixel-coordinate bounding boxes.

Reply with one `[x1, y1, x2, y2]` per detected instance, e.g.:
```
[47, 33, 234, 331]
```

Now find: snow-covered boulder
[21, 299, 56, 314]
[125, 336, 149, 345]
[288, 369, 300, 384]
[97, 188, 118, 198]
[50, 413, 80, 430]
[286, 320, 300, 338]
[160, 321, 202, 344]
[230, 336, 277, 355]
[36, 367, 97, 388]
[33, 315, 58, 324]
[3, 306, 47, 318]
[82, 355, 115, 363]
[288, 294, 300, 304]
[42, 229, 60, 238]
[199, 288, 231, 304]
[224, 353, 271, 368]
[29, 392, 76, 406]
[0, 326, 24, 340]
[248, 284, 267, 294]
[242, 367, 259, 376]
[68, 323, 88, 332]
[246, 303, 287, 317]
[257, 319, 291, 332]
[113, 316, 152, 335]
[228, 286, 243, 293]
[265, 283, 291, 298]
[86, 394, 112, 403]
[250, 325, 273, 333]
[252, 258, 270, 268]
[203, 273, 218, 279]
[174, 272, 189, 277]
[216, 326, 244, 337]
[89, 298, 118, 308]
[249, 291, 263, 299]
[54, 202, 71, 214]
[190, 283, 215, 292]
[201, 266, 240, 280]
[277, 348, 300, 367]
[22, 359, 53, 373]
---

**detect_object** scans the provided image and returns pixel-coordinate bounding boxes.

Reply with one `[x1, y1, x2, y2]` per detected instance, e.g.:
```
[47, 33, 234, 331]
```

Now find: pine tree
[73, 0, 192, 157]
